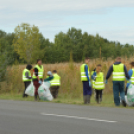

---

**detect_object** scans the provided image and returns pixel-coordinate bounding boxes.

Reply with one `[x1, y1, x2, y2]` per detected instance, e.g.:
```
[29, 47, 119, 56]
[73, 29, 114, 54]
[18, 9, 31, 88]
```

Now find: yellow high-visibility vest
[128, 69, 134, 84]
[32, 65, 44, 79]
[22, 68, 32, 82]
[113, 63, 125, 81]
[50, 74, 61, 86]
[80, 64, 90, 81]
[94, 72, 105, 90]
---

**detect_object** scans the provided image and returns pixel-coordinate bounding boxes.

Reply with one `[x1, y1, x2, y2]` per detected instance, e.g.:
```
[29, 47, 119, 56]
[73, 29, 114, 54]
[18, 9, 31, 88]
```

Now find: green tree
[13, 23, 45, 63]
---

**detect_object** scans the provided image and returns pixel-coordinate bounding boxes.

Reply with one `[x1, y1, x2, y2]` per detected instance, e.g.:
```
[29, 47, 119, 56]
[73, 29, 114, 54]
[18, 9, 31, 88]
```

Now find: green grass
[53, 94, 115, 107]
[0, 93, 133, 109]
[0, 93, 34, 101]
[0, 93, 120, 107]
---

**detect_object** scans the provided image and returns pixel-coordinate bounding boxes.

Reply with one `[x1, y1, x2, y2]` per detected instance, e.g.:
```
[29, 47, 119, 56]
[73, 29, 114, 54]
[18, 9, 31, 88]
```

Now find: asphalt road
[0, 100, 134, 134]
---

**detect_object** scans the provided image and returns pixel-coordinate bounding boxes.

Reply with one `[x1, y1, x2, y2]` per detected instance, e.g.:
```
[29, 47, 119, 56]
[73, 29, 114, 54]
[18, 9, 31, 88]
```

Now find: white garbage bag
[38, 82, 53, 101]
[25, 82, 35, 96]
[125, 96, 133, 106]
[126, 84, 134, 106]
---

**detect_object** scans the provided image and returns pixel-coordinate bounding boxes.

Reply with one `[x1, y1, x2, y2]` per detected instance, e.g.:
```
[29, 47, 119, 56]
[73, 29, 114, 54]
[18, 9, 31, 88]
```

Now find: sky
[0, 0, 134, 45]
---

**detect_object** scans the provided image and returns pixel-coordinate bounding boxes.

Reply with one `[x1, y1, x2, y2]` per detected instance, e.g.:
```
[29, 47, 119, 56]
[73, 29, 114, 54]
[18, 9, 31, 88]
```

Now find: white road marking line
[41, 113, 117, 123]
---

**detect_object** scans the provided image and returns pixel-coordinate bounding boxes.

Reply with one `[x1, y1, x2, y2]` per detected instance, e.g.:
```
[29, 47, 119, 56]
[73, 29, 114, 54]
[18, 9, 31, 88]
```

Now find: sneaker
[122, 100, 126, 107]
[34, 95, 38, 101]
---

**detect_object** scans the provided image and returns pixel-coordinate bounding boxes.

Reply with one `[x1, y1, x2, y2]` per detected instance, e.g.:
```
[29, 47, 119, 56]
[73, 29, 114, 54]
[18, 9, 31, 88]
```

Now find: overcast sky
[0, 0, 134, 44]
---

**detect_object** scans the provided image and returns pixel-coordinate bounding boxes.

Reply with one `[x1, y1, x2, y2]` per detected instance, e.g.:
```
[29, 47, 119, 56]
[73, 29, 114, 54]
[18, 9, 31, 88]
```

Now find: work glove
[129, 80, 132, 84]
[38, 80, 42, 84]
[105, 80, 108, 84]
[89, 81, 92, 87]
[91, 75, 96, 80]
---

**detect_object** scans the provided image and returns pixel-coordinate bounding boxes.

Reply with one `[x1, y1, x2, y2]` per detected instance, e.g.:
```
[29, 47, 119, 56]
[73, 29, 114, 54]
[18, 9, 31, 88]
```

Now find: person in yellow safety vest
[33, 59, 44, 101]
[45, 70, 61, 99]
[92, 64, 104, 104]
[22, 64, 32, 98]
[125, 62, 134, 95]
[105, 57, 130, 107]
[80, 57, 92, 104]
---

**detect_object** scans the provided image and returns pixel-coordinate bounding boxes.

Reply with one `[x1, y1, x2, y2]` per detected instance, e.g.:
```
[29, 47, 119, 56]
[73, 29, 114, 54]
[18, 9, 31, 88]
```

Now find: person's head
[96, 64, 102, 73]
[85, 57, 90, 64]
[130, 62, 134, 68]
[37, 59, 42, 65]
[47, 71, 53, 77]
[116, 57, 121, 62]
[52, 70, 57, 74]
[26, 64, 32, 70]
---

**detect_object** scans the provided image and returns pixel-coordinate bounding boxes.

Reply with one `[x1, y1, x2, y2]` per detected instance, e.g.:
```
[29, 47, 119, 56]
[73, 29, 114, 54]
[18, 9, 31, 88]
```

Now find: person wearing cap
[33, 59, 44, 100]
[50, 70, 61, 99]
[22, 64, 33, 97]
[125, 62, 134, 95]
[44, 70, 61, 99]
[44, 71, 54, 82]
[105, 57, 130, 107]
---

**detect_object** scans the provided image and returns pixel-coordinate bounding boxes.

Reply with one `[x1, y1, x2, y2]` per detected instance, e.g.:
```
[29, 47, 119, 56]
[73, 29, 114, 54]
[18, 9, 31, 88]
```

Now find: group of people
[81, 57, 133, 107]
[22, 59, 61, 100]
[22, 57, 133, 106]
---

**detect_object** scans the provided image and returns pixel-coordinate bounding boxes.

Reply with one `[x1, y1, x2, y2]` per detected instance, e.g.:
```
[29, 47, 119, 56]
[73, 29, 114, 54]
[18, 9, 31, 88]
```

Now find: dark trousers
[125, 87, 128, 95]
[82, 81, 92, 95]
[23, 81, 31, 97]
[113, 81, 125, 106]
[33, 80, 40, 100]
[50, 86, 60, 99]
[82, 81, 92, 104]
[95, 89, 103, 103]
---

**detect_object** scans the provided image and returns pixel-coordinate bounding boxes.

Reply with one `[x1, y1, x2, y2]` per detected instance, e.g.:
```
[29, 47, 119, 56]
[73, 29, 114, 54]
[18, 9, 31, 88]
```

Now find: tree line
[0, 23, 134, 66]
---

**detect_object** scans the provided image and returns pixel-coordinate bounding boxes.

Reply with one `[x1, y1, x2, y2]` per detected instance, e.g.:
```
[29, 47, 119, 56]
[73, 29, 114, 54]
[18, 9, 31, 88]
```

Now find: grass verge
[0, 93, 133, 109]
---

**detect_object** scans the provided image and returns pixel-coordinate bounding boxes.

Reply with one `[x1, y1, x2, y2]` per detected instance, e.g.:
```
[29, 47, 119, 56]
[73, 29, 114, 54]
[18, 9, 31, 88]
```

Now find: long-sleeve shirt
[34, 68, 39, 76]
[106, 62, 130, 80]
[25, 72, 32, 79]
[85, 65, 90, 81]
[126, 69, 133, 88]
[91, 71, 96, 80]
[44, 76, 54, 82]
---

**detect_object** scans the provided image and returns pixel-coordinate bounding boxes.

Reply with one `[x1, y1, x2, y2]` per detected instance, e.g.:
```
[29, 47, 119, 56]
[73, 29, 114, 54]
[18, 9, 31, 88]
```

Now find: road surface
[0, 100, 134, 134]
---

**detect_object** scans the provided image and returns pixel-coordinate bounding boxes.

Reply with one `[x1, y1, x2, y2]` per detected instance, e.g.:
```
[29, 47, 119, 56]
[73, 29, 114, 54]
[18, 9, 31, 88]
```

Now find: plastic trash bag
[25, 82, 35, 96]
[126, 84, 134, 106]
[125, 95, 133, 106]
[38, 82, 53, 101]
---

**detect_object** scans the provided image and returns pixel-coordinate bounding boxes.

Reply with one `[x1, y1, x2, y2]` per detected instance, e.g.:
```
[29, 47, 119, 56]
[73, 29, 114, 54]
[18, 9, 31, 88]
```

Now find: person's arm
[34, 68, 40, 81]
[124, 65, 130, 80]
[85, 65, 90, 81]
[44, 76, 54, 82]
[126, 69, 133, 80]
[128, 70, 133, 78]
[91, 71, 96, 80]
[25, 72, 32, 79]
[106, 65, 113, 80]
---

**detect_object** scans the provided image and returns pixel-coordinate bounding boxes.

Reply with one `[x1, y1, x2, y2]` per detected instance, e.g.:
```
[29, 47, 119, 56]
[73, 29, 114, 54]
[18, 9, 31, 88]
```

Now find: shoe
[83, 96, 87, 104]
[122, 100, 126, 107]
[87, 95, 90, 104]
[34, 95, 38, 101]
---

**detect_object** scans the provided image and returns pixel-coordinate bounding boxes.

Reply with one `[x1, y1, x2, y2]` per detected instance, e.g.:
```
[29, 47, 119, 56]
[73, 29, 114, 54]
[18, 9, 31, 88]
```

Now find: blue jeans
[113, 81, 125, 106]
